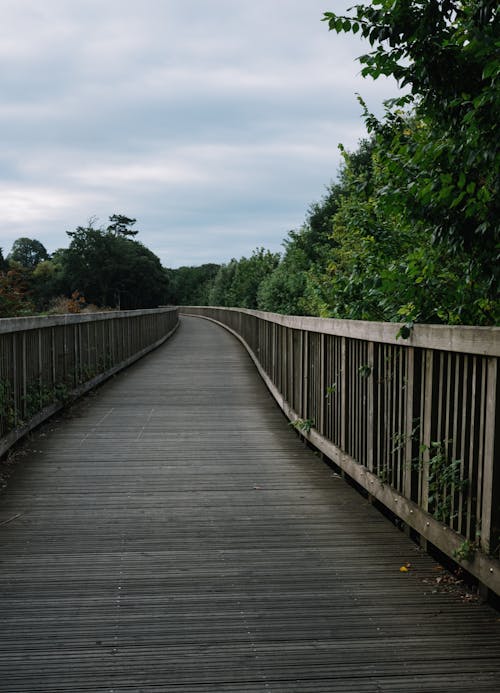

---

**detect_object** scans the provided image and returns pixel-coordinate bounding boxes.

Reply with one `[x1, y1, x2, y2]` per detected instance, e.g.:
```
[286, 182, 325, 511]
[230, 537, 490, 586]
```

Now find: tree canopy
[106, 214, 139, 237]
[7, 237, 49, 269]
[208, 249, 280, 309]
[167, 264, 221, 306]
[63, 221, 169, 309]
[0, 216, 170, 317]
[323, 1, 499, 258]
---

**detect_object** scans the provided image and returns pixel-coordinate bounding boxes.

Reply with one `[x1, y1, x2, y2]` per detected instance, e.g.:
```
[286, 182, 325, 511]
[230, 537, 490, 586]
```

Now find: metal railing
[182, 306, 500, 595]
[0, 308, 178, 456]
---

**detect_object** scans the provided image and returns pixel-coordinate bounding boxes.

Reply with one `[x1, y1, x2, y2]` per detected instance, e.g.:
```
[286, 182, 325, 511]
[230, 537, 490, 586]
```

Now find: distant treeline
[169, 132, 498, 325]
[1, 130, 498, 325]
[171, 1, 500, 327]
[0, 215, 170, 316]
[2, 2, 498, 325]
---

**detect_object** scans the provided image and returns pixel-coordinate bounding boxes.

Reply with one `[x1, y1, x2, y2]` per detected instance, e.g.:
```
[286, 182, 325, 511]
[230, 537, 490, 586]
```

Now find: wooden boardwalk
[0, 316, 499, 692]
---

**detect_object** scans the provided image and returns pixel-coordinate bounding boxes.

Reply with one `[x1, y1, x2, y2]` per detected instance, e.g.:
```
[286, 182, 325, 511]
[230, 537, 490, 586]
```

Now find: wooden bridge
[0, 310, 499, 691]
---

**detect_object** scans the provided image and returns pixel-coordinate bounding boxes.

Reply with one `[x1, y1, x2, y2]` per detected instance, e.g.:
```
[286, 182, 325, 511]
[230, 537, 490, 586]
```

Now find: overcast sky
[0, 1, 402, 268]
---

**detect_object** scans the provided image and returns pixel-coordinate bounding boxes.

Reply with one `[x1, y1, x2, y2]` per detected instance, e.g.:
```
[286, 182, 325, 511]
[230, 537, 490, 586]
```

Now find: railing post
[419, 349, 435, 551]
[340, 337, 347, 453]
[481, 358, 499, 556]
[37, 330, 43, 407]
[21, 331, 27, 420]
[302, 331, 309, 420]
[12, 334, 19, 427]
[367, 341, 374, 473]
[319, 333, 325, 437]
[403, 347, 416, 500]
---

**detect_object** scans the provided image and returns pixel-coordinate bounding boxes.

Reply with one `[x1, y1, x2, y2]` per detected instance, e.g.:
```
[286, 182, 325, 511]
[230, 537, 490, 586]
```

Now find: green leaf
[396, 322, 413, 340]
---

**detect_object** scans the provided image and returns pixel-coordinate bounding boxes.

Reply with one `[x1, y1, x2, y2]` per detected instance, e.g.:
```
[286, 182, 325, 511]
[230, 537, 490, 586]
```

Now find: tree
[8, 237, 49, 269]
[168, 264, 221, 305]
[257, 176, 345, 315]
[62, 220, 169, 309]
[0, 269, 34, 317]
[31, 260, 66, 311]
[319, 1, 498, 323]
[211, 248, 279, 309]
[323, 1, 499, 256]
[230, 248, 280, 309]
[107, 214, 138, 237]
[257, 255, 308, 315]
[208, 260, 239, 307]
[303, 135, 498, 324]
[0, 248, 8, 271]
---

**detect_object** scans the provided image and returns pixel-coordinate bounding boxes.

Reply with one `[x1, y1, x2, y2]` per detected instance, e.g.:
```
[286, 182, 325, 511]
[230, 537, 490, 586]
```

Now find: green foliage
[235, 12, 498, 324]
[0, 376, 72, 435]
[0, 216, 172, 316]
[0, 268, 34, 318]
[208, 120, 496, 324]
[7, 237, 49, 269]
[229, 248, 280, 309]
[358, 364, 372, 378]
[0, 248, 8, 271]
[453, 539, 477, 562]
[168, 264, 221, 305]
[106, 214, 138, 237]
[208, 260, 238, 307]
[396, 323, 414, 340]
[209, 249, 279, 309]
[31, 260, 66, 311]
[0, 353, 123, 438]
[325, 383, 337, 397]
[323, 1, 499, 299]
[0, 379, 17, 430]
[62, 219, 169, 309]
[300, 136, 498, 325]
[256, 245, 309, 315]
[257, 184, 342, 315]
[418, 440, 468, 524]
[290, 418, 315, 433]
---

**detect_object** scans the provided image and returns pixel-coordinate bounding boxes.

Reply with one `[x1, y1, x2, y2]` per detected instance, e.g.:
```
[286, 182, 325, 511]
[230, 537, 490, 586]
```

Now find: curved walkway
[0, 316, 499, 692]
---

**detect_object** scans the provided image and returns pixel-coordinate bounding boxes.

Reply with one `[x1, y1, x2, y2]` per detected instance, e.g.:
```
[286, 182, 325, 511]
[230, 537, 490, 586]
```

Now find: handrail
[0, 308, 175, 333]
[0, 307, 179, 456]
[181, 306, 500, 596]
[182, 307, 500, 356]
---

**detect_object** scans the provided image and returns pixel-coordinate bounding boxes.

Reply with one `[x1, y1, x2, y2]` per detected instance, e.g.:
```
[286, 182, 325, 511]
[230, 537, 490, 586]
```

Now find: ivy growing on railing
[384, 427, 470, 527]
[0, 379, 17, 431]
[1, 365, 103, 439]
[420, 440, 468, 524]
[290, 418, 315, 434]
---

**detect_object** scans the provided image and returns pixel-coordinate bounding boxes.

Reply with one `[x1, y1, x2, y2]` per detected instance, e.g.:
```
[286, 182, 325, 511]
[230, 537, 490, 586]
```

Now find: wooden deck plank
[0, 315, 499, 692]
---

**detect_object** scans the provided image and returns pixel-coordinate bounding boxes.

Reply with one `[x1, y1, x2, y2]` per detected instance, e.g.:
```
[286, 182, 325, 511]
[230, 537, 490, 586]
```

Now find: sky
[0, 1, 402, 268]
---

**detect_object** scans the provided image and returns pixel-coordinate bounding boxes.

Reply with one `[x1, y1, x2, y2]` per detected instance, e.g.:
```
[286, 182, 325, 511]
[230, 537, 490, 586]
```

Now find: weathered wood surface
[0, 316, 499, 692]
[0, 308, 179, 452]
[181, 307, 500, 591]
[180, 306, 500, 356]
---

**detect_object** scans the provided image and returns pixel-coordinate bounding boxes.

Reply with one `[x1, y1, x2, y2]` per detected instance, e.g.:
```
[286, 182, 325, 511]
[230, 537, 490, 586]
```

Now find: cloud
[0, 0, 402, 266]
